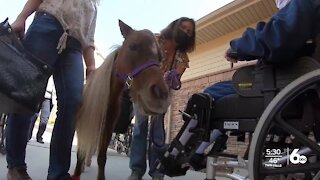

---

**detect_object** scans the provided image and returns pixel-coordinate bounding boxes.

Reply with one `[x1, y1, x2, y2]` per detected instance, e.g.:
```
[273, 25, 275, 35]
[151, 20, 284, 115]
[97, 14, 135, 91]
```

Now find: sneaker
[36, 137, 44, 144]
[152, 175, 164, 180]
[7, 166, 32, 180]
[127, 171, 142, 180]
[28, 135, 32, 141]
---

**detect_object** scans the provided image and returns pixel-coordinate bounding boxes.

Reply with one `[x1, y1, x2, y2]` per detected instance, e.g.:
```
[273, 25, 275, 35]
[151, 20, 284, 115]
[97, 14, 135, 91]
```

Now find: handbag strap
[0, 18, 25, 52]
[0, 18, 9, 35]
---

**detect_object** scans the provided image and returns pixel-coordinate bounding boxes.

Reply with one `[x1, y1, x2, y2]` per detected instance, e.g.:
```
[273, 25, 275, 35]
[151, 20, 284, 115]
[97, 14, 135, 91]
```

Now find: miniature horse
[73, 20, 170, 180]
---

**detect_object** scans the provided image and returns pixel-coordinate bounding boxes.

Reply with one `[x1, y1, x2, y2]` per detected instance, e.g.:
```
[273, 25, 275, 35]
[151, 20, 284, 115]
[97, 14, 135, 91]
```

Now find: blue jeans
[37, 99, 51, 139]
[203, 80, 235, 100]
[28, 112, 39, 140]
[6, 12, 84, 179]
[192, 81, 235, 153]
[28, 99, 52, 140]
[129, 104, 165, 177]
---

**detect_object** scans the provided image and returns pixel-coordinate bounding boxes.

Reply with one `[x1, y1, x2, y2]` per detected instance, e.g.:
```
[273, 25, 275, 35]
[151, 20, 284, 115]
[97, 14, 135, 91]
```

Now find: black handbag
[0, 18, 52, 112]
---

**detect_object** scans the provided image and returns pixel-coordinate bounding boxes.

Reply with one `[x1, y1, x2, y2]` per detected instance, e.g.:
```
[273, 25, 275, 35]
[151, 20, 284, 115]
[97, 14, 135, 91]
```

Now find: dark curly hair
[160, 17, 196, 53]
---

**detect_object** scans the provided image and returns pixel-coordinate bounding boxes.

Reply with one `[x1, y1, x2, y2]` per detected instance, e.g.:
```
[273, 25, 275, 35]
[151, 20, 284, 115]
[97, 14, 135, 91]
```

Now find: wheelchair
[0, 113, 7, 155]
[155, 56, 320, 180]
[114, 124, 133, 156]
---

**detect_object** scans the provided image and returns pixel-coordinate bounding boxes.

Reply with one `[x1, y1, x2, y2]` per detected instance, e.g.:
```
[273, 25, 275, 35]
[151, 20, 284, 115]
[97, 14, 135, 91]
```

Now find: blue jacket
[230, 0, 320, 63]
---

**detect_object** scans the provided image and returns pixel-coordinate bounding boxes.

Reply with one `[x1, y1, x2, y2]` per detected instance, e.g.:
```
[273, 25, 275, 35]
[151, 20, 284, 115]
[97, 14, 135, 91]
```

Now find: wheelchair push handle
[226, 48, 240, 59]
[226, 48, 260, 62]
[226, 48, 241, 68]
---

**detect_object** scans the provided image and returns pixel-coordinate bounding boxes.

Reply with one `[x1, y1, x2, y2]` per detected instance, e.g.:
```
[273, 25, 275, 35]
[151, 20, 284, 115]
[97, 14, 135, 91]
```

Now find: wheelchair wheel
[249, 69, 320, 179]
[124, 127, 132, 157]
[114, 134, 123, 154]
[0, 113, 7, 155]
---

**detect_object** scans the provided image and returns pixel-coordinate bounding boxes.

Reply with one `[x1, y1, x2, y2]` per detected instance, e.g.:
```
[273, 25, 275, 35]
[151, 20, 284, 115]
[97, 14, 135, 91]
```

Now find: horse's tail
[75, 49, 117, 159]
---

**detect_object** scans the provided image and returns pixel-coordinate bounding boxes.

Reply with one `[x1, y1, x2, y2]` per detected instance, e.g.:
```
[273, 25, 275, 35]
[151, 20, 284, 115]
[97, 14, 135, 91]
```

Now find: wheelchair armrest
[232, 64, 264, 97]
[232, 56, 320, 98]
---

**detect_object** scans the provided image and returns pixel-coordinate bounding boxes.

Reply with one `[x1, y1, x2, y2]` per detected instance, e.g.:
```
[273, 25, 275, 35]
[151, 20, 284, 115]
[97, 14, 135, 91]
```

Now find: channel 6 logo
[289, 149, 307, 164]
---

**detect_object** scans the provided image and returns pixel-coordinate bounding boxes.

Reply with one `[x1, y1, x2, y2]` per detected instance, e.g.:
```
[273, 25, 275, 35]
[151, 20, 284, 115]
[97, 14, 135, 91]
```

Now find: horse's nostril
[151, 84, 168, 99]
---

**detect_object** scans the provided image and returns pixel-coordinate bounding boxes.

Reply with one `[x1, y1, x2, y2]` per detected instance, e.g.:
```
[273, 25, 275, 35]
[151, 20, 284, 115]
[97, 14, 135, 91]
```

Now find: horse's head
[115, 20, 170, 115]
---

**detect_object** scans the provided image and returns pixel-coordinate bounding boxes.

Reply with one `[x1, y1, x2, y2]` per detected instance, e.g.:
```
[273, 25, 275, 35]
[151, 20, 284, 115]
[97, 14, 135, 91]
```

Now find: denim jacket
[230, 0, 320, 63]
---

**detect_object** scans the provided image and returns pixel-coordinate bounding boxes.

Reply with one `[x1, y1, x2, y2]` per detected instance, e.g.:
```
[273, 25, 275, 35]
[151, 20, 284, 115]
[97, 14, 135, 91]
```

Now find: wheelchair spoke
[249, 70, 320, 180]
[274, 117, 320, 155]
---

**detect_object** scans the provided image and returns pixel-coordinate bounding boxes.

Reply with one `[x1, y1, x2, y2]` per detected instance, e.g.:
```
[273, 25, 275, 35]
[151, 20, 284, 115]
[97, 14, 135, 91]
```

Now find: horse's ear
[119, 20, 133, 39]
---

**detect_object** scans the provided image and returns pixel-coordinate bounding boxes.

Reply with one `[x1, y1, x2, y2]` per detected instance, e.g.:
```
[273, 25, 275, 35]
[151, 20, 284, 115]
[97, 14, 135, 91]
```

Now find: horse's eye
[129, 43, 139, 51]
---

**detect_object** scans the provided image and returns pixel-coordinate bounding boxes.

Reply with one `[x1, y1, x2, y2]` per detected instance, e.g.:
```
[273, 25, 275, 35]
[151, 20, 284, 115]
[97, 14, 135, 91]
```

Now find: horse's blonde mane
[76, 49, 118, 157]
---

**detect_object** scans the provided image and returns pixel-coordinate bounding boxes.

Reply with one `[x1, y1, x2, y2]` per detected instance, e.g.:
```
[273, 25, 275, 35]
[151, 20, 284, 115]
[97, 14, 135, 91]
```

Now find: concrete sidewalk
[0, 125, 207, 180]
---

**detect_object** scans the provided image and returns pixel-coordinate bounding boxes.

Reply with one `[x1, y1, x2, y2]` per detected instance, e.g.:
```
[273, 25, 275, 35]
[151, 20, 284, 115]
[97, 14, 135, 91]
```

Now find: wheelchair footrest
[155, 154, 189, 177]
[188, 153, 207, 171]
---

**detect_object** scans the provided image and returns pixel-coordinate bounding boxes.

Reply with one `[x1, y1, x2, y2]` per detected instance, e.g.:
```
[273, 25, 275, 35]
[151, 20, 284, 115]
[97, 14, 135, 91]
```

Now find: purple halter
[116, 60, 160, 89]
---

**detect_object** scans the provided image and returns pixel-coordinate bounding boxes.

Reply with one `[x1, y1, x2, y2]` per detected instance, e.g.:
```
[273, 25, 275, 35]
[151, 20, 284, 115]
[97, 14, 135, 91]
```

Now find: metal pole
[165, 105, 172, 144]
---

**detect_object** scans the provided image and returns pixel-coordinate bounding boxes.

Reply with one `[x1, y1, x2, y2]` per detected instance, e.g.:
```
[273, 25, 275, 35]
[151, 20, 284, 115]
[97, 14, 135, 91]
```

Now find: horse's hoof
[71, 175, 81, 180]
[81, 164, 85, 172]
[85, 158, 92, 167]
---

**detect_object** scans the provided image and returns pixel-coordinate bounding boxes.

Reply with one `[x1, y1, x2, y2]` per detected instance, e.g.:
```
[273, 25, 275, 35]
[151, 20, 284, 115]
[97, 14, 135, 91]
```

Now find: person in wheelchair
[156, 0, 320, 177]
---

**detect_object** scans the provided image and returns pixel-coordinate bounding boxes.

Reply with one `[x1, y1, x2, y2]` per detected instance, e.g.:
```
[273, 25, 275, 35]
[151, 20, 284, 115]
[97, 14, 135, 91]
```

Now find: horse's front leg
[97, 86, 121, 180]
[72, 148, 85, 180]
[97, 117, 117, 180]
[97, 127, 108, 180]
[97, 132, 115, 180]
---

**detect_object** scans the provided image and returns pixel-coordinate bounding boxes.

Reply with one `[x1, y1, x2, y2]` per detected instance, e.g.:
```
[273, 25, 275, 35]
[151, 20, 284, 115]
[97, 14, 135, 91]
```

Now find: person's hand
[86, 66, 96, 79]
[164, 69, 181, 90]
[163, 71, 170, 80]
[11, 16, 26, 39]
[225, 48, 239, 63]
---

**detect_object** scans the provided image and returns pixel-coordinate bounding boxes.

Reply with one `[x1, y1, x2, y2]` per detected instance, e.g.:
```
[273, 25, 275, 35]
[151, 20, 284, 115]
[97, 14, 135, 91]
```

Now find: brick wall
[164, 68, 249, 156]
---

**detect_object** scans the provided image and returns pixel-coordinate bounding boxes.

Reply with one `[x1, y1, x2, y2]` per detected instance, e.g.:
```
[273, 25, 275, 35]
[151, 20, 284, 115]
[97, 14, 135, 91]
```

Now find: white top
[44, 76, 54, 99]
[38, 0, 97, 52]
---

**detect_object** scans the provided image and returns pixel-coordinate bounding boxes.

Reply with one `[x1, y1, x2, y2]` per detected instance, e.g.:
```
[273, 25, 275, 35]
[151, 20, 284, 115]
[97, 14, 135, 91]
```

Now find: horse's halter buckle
[116, 60, 160, 89]
[125, 75, 133, 88]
